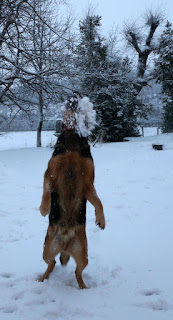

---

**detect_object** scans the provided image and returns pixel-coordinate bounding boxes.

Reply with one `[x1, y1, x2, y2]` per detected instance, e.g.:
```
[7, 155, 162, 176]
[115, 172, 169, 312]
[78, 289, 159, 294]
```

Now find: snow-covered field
[0, 130, 173, 320]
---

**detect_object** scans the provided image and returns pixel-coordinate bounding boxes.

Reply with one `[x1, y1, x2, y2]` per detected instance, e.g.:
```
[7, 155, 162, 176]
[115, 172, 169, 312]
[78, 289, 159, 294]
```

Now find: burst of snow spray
[62, 93, 96, 137]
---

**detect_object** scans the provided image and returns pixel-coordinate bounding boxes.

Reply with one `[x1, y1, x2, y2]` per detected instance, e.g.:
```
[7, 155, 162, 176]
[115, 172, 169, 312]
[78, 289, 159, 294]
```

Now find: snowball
[62, 96, 96, 137]
[76, 97, 96, 137]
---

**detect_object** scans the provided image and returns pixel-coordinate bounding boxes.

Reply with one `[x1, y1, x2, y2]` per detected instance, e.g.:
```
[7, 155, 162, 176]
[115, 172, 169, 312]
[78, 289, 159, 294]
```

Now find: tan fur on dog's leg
[38, 226, 59, 282]
[84, 185, 105, 229]
[70, 226, 88, 289]
[38, 259, 56, 282]
[40, 170, 51, 216]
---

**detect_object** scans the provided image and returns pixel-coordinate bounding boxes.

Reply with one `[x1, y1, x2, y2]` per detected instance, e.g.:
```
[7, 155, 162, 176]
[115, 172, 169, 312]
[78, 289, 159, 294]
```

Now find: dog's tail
[60, 253, 70, 266]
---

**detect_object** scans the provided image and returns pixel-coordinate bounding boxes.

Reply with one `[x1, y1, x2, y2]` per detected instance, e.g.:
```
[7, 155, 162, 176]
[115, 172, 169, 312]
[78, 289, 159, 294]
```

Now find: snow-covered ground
[0, 130, 173, 320]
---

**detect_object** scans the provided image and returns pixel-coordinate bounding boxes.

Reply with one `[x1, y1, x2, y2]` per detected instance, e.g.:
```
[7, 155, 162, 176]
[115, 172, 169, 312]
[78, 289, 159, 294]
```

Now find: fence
[0, 118, 56, 132]
[140, 126, 162, 137]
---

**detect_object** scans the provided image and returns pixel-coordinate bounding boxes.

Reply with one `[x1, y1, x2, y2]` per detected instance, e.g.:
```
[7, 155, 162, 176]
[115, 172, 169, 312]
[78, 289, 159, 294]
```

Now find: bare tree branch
[124, 9, 164, 93]
[129, 31, 141, 54]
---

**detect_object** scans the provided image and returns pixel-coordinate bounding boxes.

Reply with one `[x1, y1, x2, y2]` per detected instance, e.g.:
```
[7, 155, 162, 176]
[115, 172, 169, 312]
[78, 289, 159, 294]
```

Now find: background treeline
[0, 0, 172, 146]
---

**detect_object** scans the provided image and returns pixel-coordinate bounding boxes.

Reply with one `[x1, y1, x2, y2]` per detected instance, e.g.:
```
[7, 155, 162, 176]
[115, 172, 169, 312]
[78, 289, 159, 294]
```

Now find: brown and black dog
[38, 129, 105, 289]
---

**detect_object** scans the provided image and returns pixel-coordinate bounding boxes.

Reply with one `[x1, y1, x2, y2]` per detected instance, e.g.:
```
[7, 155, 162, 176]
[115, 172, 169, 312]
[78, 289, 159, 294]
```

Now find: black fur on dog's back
[53, 130, 92, 159]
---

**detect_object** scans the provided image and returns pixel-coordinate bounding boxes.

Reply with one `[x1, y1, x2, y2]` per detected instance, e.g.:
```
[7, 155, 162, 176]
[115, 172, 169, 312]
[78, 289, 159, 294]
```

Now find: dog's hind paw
[37, 274, 48, 282]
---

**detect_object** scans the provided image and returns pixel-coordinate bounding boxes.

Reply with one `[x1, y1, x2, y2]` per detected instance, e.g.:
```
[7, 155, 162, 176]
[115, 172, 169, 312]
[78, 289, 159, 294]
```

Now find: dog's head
[62, 93, 96, 137]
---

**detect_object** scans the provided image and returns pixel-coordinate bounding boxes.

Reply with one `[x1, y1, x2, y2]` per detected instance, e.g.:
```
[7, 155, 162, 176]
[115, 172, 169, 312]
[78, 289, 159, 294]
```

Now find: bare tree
[0, 0, 28, 106]
[0, 0, 74, 146]
[21, 0, 74, 146]
[124, 9, 164, 93]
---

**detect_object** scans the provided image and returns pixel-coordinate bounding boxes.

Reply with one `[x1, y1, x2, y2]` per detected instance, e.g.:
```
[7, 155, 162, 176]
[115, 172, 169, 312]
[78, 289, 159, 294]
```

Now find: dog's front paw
[39, 204, 49, 216]
[96, 215, 106, 230]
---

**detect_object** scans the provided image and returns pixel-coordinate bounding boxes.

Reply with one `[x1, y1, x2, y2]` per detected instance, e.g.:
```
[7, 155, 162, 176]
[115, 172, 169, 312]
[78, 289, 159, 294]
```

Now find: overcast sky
[70, 0, 173, 34]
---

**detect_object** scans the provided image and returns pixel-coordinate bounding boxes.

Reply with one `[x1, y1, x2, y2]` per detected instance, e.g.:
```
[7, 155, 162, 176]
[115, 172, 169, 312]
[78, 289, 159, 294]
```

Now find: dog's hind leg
[38, 260, 56, 282]
[84, 185, 105, 229]
[38, 226, 59, 282]
[70, 226, 88, 289]
[40, 169, 51, 216]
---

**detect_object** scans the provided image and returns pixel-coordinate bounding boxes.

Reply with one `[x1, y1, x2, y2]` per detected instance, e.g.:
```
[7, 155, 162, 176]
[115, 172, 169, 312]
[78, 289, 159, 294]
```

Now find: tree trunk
[37, 90, 44, 147]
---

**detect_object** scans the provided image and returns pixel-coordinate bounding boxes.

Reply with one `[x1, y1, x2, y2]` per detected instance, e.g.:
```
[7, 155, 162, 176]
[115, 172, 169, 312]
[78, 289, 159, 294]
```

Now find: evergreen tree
[94, 58, 143, 142]
[155, 21, 173, 132]
[77, 14, 107, 96]
[77, 13, 146, 142]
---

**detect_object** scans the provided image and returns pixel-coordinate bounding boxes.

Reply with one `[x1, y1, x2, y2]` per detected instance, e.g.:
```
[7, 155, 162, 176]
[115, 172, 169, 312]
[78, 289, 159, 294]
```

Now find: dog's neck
[57, 130, 88, 152]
